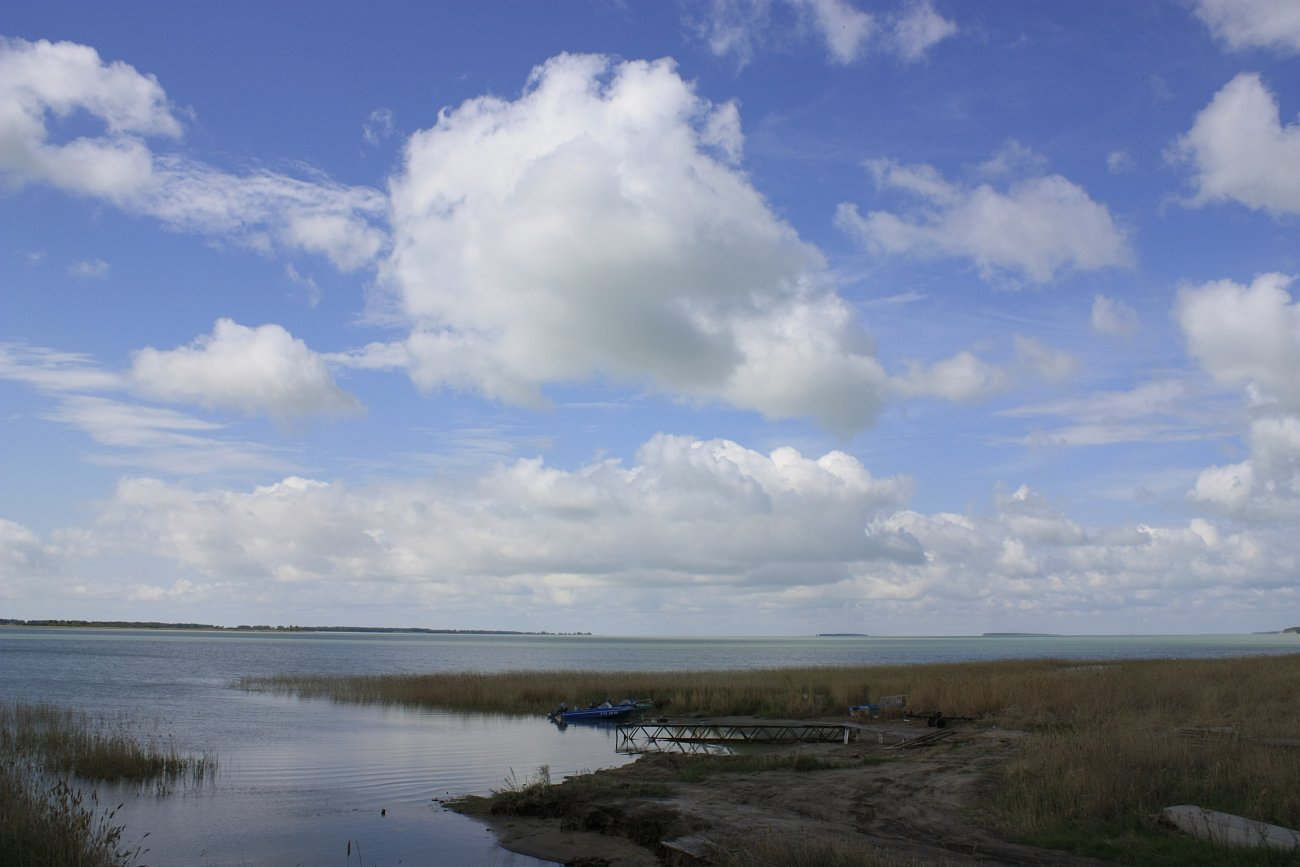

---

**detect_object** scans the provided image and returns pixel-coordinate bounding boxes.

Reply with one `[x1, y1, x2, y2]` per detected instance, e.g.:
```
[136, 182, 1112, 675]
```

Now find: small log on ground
[1157, 804, 1300, 850]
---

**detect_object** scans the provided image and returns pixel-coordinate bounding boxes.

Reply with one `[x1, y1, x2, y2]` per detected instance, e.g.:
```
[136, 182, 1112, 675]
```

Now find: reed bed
[245, 653, 1300, 863]
[237, 654, 1300, 733]
[1, 703, 217, 866]
[0, 703, 216, 786]
[0, 761, 140, 867]
[237, 665, 913, 717]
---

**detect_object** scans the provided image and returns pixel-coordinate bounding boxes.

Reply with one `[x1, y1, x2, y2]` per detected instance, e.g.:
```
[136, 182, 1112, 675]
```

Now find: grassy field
[244, 653, 1300, 865]
[0, 703, 217, 866]
[711, 834, 924, 867]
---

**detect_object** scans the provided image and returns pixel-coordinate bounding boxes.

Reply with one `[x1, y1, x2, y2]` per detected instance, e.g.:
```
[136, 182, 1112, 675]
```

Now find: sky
[2, 0, 1299, 636]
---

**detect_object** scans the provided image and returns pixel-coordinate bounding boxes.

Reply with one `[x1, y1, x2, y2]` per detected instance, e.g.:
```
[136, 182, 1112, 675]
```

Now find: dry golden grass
[238, 653, 1300, 733]
[239, 665, 907, 717]
[981, 658, 1300, 862]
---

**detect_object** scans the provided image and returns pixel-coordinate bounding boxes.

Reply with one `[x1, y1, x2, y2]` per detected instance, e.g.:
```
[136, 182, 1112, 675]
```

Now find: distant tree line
[0, 619, 588, 635]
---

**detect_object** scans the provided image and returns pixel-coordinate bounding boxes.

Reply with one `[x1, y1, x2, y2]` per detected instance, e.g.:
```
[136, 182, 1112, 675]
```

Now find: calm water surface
[1, 628, 1297, 865]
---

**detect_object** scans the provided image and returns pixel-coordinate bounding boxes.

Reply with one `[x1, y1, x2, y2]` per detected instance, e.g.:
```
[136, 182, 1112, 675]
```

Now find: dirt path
[456, 722, 1119, 866]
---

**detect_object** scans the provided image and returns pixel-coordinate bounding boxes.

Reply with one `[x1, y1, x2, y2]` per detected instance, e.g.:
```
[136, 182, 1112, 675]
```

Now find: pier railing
[616, 720, 859, 748]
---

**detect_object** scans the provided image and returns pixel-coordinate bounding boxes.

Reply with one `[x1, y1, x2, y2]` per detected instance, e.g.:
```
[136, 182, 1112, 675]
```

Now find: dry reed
[0, 760, 140, 867]
[1, 703, 216, 786]
[1, 702, 218, 866]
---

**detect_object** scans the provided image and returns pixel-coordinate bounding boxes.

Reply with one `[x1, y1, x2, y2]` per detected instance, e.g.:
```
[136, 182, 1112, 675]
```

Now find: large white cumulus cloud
[1179, 274, 1300, 522]
[79, 462, 1300, 632]
[851, 485, 1296, 629]
[94, 436, 918, 590]
[380, 53, 887, 433]
[1176, 273, 1300, 411]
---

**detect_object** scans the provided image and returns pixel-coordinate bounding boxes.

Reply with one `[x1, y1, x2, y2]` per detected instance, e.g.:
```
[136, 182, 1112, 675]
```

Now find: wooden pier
[616, 720, 861, 748]
[616, 719, 964, 752]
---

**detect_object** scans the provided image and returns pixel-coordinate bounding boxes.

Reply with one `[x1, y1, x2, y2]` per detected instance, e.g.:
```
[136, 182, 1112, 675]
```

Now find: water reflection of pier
[616, 736, 731, 756]
[616, 720, 861, 751]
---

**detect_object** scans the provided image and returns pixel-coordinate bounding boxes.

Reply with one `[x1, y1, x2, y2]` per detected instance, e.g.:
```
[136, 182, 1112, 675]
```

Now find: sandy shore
[450, 718, 1122, 866]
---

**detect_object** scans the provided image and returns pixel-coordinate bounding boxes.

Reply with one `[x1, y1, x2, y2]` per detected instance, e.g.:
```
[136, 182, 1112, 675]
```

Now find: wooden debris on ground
[1174, 725, 1238, 746]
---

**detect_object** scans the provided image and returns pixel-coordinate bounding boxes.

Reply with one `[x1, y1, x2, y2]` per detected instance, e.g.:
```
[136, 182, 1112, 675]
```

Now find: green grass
[1018, 828, 1300, 867]
[669, 751, 844, 782]
[711, 833, 923, 867]
[455, 764, 673, 819]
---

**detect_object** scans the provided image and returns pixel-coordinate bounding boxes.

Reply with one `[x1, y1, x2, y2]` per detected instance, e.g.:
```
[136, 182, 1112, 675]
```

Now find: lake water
[2, 628, 1297, 865]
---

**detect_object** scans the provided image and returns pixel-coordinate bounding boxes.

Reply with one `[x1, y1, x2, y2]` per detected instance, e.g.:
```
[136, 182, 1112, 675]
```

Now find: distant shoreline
[3, 619, 1297, 638]
[0, 619, 588, 636]
[981, 632, 1059, 637]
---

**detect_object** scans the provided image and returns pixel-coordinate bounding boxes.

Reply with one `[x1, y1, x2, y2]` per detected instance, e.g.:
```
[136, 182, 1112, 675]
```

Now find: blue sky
[2, 0, 1299, 635]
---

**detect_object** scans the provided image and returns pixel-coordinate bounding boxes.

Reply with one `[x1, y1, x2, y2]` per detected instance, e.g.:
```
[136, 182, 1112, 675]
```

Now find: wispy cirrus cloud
[836, 148, 1132, 286]
[0, 37, 386, 270]
[0, 346, 288, 474]
[690, 0, 955, 67]
[1092, 294, 1140, 340]
[43, 394, 288, 474]
[68, 258, 110, 279]
[0, 344, 123, 392]
[1192, 0, 1300, 54]
[1, 320, 358, 473]
[996, 379, 1232, 448]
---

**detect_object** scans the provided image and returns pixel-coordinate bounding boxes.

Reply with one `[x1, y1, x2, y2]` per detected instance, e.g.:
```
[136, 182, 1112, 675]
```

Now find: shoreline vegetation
[0, 618, 589, 635]
[0, 703, 217, 867]
[243, 654, 1300, 866]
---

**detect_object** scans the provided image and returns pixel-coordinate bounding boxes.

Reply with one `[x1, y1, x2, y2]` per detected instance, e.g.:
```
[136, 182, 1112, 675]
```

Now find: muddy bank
[448, 720, 1120, 866]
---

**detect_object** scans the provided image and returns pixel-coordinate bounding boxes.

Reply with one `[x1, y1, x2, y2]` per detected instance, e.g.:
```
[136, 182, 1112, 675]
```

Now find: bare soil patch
[450, 720, 1120, 866]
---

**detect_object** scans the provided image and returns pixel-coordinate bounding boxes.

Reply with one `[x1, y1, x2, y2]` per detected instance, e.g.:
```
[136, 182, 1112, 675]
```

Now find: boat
[547, 698, 651, 723]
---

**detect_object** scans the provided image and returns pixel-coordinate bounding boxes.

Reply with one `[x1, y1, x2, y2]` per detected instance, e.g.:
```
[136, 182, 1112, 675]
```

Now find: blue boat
[547, 698, 651, 723]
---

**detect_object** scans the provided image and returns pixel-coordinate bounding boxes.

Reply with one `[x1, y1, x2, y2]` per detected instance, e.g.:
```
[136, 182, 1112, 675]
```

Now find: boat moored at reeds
[547, 698, 652, 723]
